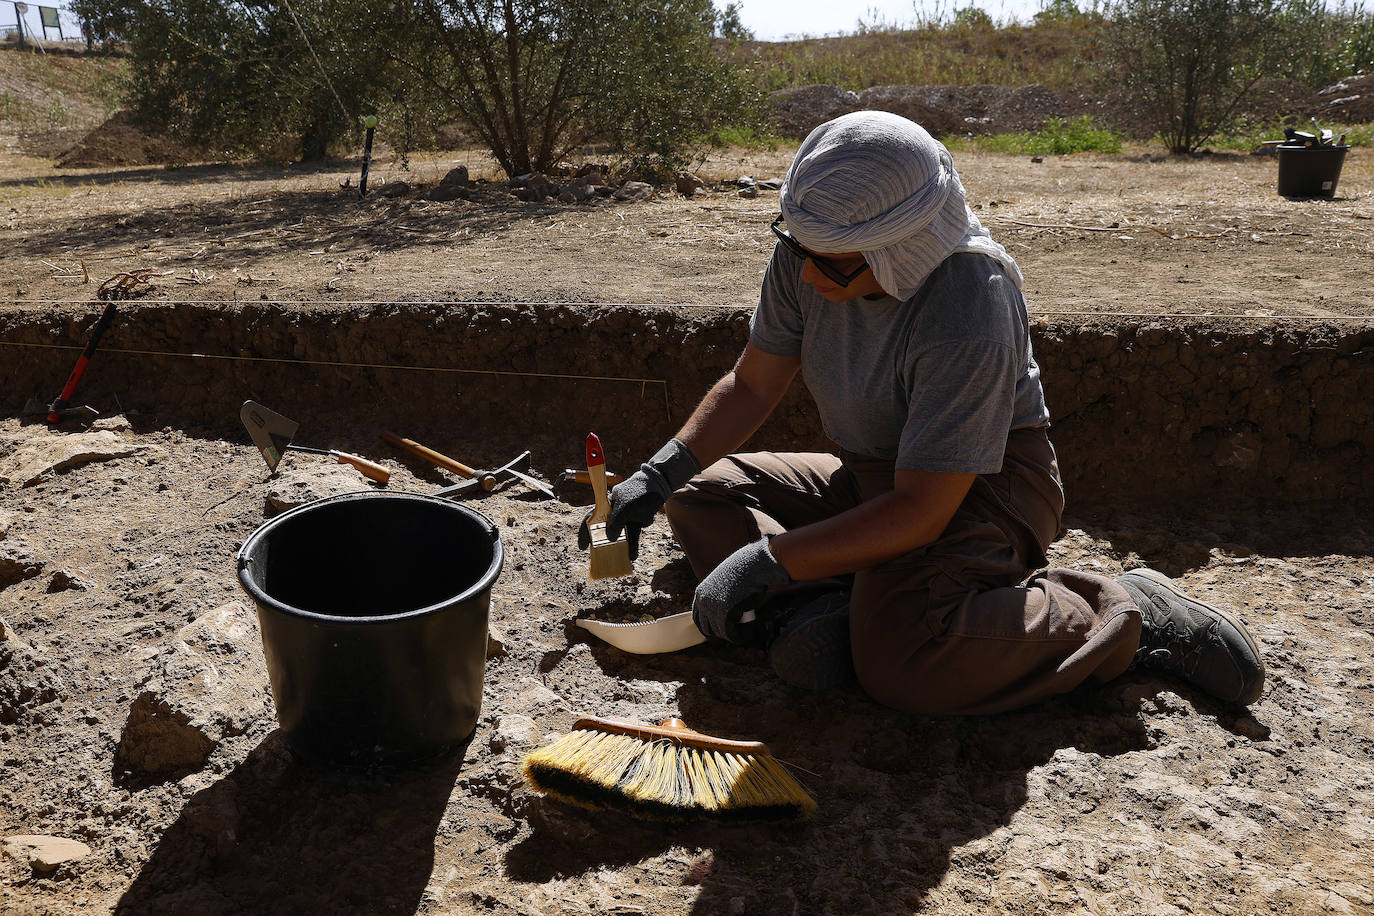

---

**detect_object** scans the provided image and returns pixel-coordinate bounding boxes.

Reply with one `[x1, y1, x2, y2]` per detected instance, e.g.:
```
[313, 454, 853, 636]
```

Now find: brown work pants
[663, 428, 1141, 715]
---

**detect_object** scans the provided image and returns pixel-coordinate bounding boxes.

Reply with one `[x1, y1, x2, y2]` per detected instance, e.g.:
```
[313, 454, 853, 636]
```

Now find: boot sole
[1125, 567, 1265, 703]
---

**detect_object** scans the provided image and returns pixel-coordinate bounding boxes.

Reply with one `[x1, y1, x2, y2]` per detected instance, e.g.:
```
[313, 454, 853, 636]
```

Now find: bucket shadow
[115, 732, 466, 916]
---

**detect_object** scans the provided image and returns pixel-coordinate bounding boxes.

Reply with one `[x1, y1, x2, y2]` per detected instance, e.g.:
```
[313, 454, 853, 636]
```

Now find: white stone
[3, 834, 92, 873]
[491, 714, 535, 751]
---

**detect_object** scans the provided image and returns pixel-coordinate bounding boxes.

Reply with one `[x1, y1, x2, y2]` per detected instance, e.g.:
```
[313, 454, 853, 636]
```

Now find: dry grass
[731, 16, 1108, 94]
[0, 50, 124, 129]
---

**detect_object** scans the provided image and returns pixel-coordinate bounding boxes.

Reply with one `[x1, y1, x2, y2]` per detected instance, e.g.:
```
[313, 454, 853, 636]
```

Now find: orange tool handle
[381, 431, 496, 490]
[562, 469, 624, 486]
[331, 452, 391, 483]
[571, 717, 770, 755]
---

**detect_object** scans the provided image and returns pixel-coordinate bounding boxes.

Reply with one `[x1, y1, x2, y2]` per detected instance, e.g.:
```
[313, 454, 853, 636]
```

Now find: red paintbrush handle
[586, 433, 612, 526]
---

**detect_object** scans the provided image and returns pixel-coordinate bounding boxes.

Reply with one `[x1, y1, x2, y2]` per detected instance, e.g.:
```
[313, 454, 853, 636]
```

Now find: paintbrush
[585, 432, 632, 580]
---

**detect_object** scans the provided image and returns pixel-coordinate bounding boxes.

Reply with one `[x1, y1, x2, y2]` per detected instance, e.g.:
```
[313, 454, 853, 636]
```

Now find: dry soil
[2, 136, 1373, 916]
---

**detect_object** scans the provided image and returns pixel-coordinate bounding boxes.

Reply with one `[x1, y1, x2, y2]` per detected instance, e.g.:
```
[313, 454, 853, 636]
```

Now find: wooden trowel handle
[332, 452, 391, 483]
[381, 431, 496, 491]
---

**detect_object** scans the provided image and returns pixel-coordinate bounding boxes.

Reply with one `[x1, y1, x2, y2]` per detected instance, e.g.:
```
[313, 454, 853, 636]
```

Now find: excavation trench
[3, 301, 1371, 512]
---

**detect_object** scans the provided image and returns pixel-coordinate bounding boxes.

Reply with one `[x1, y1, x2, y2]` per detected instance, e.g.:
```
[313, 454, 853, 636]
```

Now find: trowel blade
[576, 611, 707, 654]
[240, 400, 299, 472]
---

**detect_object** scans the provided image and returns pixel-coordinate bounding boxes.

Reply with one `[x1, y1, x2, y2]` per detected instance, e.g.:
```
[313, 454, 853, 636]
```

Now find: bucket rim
[236, 489, 504, 624]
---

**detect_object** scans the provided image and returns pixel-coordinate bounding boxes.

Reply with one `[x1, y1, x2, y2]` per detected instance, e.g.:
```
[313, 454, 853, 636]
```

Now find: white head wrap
[779, 110, 1022, 299]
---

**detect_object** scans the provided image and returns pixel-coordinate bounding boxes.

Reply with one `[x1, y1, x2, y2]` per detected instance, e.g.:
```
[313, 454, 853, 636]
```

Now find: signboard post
[13, 2, 28, 48]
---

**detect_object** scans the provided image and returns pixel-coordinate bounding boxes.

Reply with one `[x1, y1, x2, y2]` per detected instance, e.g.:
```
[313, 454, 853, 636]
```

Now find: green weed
[1206, 120, 1373, 150]
[703, 123, 785, 150]
[974, 116, 1123, 155]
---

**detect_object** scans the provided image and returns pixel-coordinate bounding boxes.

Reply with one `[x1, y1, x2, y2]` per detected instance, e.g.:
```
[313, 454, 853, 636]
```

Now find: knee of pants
[847, 577, 964, 716]
[664, 467, 742, 525]
[852, 644, 976, 717]
[663, 489, 697, 528]
[850, 614, 928, 715]
[852, 657, 947, 716]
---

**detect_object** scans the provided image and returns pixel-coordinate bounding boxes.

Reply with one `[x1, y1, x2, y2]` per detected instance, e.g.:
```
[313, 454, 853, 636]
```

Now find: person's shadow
[506, 631, 1162, 915]
[115, 732, 466, 916]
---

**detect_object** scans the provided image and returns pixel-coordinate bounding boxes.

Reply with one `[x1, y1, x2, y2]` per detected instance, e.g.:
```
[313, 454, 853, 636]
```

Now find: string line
[5, 300, 1370, 320]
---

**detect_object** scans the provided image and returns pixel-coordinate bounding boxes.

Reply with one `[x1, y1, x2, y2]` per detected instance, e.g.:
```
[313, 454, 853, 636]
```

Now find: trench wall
[2, 302, 1371, 513]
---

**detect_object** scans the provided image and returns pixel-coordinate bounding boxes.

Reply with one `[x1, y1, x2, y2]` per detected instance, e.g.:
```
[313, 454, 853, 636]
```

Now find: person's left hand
[692, 538, 792, 645]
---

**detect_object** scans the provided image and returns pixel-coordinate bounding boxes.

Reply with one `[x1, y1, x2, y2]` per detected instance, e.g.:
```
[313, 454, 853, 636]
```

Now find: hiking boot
[765, 589, 854, 692]
[1119, 568, 1265, 705]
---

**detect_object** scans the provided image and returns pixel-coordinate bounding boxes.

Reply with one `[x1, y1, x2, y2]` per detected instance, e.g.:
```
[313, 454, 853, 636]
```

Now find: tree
[1103, 0, 1281, 153]
[71, 0, 402, 160]
[74, 0, 760, 176]
[716, 1, 753, 40]
[362, 0, 757, 178]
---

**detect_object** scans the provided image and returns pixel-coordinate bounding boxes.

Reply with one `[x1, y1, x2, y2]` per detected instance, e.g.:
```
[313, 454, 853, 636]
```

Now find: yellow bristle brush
[522, 716, 816, 822]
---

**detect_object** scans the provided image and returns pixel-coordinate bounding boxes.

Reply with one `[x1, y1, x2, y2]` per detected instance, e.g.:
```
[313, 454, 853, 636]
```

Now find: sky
[6, 0, 1049, 46]
[3, 2, 83, 41]
[721, 0, 1049, 40]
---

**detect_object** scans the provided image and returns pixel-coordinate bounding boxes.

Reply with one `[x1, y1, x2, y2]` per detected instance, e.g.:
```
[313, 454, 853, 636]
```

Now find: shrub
[1103, 0, 1284, 154]
[978, 116, 1124, 154]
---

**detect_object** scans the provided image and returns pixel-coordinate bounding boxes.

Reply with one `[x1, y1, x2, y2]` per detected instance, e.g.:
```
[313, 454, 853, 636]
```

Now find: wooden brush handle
[586, 433, 611, 526]
[332, 452, 391, 483]
[572, 716, 769, 755]
[382, 431, 496, 491]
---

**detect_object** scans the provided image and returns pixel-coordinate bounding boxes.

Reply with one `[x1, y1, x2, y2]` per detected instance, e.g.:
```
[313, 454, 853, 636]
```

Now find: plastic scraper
[576, 612, 707, 654]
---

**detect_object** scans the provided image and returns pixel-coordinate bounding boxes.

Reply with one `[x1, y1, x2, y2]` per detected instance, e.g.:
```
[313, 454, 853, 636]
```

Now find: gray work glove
[692, 537, 793, 646]
[577, 438, 700, 561]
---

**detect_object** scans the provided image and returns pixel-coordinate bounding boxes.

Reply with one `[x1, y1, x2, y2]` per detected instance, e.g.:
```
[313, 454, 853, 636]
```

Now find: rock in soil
[265, 464, 380, 514]
[113, 602, 270, 786]
[0, 431, 145, 487]
[3, 835, 92, 875]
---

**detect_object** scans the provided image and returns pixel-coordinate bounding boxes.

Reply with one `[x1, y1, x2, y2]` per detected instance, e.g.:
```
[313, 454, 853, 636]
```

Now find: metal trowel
[241, 400, 391, 483]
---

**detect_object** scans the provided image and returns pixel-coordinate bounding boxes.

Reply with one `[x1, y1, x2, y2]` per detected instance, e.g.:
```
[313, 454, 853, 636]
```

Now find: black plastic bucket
[1277, 145, 1349, 198]
[237, 491, 503, 765]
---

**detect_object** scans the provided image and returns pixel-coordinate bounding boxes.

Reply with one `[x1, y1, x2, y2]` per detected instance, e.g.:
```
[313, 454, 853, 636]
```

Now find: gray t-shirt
[749, 247, 1050, 474]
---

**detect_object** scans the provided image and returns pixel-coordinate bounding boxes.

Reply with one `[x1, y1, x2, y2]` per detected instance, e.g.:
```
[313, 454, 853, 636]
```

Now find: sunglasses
[770, 216, 871, 288]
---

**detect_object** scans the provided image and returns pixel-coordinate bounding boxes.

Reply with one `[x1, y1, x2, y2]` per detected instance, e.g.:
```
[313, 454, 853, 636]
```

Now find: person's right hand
[576, 438, 701, 562]
[576, 468, 666, 561]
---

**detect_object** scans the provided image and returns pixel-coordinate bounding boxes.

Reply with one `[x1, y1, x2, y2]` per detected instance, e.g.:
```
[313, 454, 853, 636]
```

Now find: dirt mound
[771, 83, 1077, 139]
[56, 110, 194, 169]
[1231, 78, 1328, 125]
[767, 84, 861, 138]
[855, 85, 969, 136]
[1316, 73, 1374, 126]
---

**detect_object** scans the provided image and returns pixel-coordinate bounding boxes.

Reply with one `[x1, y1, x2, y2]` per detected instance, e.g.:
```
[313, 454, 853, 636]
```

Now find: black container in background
[1277, 145, 1350, 198]
[237, 491, 503, 765]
